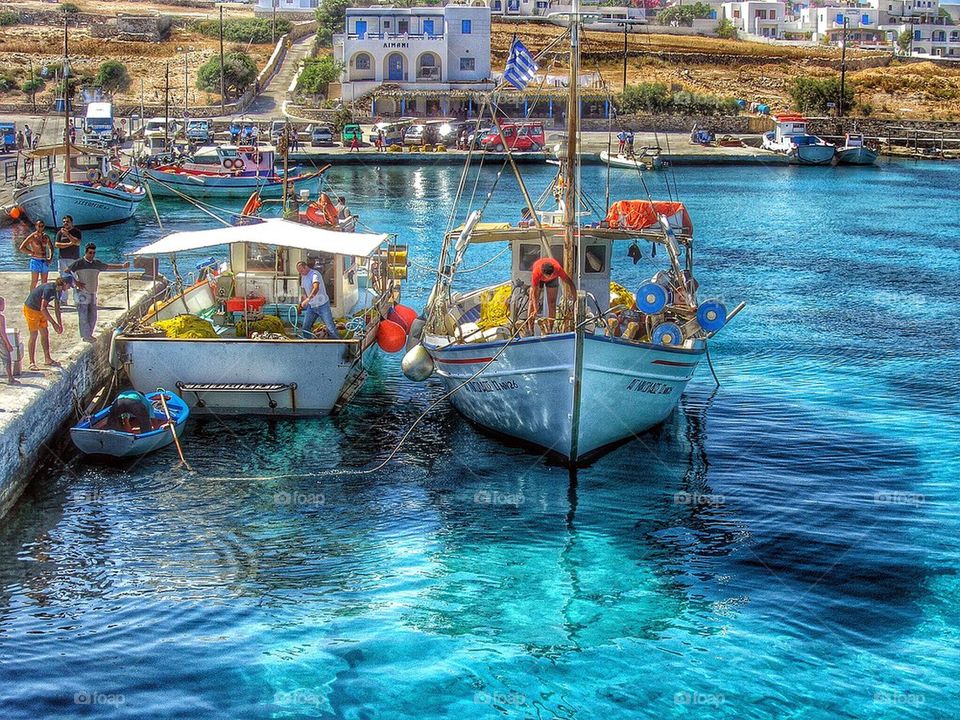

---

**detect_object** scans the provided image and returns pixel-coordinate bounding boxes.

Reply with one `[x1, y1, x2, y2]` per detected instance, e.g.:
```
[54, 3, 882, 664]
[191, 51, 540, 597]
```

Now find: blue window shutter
[462, 19, 472, 34]
[862, 14, 869, 24]
[914, 30, 921, 40]
[836, 13, 844, 23]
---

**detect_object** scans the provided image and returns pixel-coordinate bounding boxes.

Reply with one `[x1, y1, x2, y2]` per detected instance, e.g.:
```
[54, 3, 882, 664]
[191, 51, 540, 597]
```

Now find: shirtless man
[19, 220, 53, 289]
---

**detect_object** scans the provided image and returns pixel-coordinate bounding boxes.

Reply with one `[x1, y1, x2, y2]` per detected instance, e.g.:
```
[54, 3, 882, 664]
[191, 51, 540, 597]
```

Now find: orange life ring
[241, 192, 262, 217]
[317, 192, 339, 226]
[304, 203, 325, 226]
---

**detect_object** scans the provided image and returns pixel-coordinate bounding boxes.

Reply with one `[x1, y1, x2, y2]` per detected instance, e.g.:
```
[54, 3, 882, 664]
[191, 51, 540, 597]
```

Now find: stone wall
[0, 278, 169, 520]
[90, 14, 173, 42]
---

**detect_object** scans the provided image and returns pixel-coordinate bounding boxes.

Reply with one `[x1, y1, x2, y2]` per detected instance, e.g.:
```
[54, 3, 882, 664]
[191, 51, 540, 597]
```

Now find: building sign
[383, 42, 410, 48]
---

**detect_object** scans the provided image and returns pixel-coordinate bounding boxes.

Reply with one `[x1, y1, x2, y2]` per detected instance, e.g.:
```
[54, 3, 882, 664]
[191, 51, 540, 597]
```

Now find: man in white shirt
[297, 261, 338, 338]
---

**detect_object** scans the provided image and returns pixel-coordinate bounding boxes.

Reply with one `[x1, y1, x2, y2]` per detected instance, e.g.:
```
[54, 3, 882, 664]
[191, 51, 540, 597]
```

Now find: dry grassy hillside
[493, 22, 960, 119]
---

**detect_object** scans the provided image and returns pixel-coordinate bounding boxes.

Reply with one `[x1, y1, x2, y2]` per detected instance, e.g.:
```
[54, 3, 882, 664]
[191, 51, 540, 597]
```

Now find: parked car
[186, 119, 213, 144]
[341, 123, 364, 145]
[481, 122, 546, 152]
[403, 124, 426, 146]
[309, 124, 333, 146]
[467, 126, 493, 150]
[270, 119, 288, 144]
[0, 122, 16, 152]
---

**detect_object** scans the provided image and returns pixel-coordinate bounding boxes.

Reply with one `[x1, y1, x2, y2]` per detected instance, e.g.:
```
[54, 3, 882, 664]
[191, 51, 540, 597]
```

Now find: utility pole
[839, 15, 848, 118]
[183, 49, 189, 119]
[622, 22, 627, 91]
[219, 6, 226, 114]
[272, 0, 277, 44]
[140, 77, 144, 120]
[29, 58, 35, 112]
[164, 63, 169, 150]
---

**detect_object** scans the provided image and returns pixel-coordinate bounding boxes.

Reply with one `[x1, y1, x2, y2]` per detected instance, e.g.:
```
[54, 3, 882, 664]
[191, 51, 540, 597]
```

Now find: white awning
[133, 218, 390, 258]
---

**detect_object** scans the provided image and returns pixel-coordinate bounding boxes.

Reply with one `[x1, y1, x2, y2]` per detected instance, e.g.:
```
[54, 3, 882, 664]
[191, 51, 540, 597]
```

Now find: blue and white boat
[13, 146, 145, 229]
[408, 8, 742, 464]
[140, 145, 322, 199]
[70, 390, 189, 458]
[762, 114, 835, 165]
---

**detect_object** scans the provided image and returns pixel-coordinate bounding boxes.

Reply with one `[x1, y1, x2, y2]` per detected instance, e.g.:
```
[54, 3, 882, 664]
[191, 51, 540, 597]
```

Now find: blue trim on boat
[427, 331, 704, 356]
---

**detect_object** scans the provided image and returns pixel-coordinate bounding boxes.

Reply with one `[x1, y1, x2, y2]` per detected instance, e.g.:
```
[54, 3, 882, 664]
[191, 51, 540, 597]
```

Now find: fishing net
[477, 285, 513, 330]
[610, 281, 636, 310]
[152, 315, 217, 339]
[236, 315, 287, 338]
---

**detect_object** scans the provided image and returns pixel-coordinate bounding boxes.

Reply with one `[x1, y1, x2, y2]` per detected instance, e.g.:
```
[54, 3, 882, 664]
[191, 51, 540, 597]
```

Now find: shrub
[196, 51, 258, 99]
[21, 78, 44, 96]
[619, 82, 672, 113]
[716, 18, 737, 40]
[297, 56, 342, 96]
[657, 2, 712, 26]
[0, 75, 16, 92]
[0, 10, 19, 26]
[61, 2, 80, 14]
[193, 18, 291, 44]
[897, 29, 913, 54]
[93, 60, 130, 93]
[332, 106, 352, 136]
[789, 76, 855, 114]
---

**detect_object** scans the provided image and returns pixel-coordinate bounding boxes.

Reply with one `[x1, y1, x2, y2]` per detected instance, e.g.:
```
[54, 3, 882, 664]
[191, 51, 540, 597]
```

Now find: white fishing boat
[404, 10, 742, 464]
[116, 218, 407, 415]
[835, 133, 879, 166]
[13, 20, 145, 229]
[762, 115, 835, 165]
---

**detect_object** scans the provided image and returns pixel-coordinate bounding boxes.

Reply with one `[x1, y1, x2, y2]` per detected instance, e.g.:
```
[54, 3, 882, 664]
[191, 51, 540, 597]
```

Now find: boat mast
[562, 0, 580, 290]
[63, 15, 70, 184]
[839, 16, 847, 118]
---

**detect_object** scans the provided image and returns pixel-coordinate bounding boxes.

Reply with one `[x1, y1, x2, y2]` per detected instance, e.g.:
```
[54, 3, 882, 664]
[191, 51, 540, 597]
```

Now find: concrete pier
[0, 272, 167, 519]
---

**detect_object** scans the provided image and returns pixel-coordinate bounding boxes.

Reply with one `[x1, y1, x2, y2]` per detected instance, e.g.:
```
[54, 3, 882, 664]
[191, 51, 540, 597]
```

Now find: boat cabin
[844, 133, 865, 148]
[772, 114, 809, 143]
[134, 219, 393, 337]
[213, 145, 275, 175]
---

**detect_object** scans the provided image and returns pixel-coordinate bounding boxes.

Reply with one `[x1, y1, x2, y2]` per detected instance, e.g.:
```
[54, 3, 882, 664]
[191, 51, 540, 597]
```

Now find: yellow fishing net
[477, 285, 512, 330]
[152, 315, 218, 339]
[236, 315, 287, 338]
[610, 281, 636, 310]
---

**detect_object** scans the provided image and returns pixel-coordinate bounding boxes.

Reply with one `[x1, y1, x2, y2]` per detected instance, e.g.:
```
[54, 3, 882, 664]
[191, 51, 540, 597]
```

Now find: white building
[334, 3, 493, 109]
[721, 1, 787, 38]
[490, 0, 645, 27]
[255, 0, 318, 15]
[870, 0, 960, 57]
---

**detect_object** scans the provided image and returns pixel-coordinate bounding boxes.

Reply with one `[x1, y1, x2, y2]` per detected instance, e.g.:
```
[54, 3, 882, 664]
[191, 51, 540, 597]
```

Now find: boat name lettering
[626, 379, 673, 395]
[466, 379, 518, 393]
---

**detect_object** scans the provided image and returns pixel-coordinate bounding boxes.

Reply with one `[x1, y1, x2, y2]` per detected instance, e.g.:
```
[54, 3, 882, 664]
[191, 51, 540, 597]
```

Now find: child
[0, 297, 18, 385]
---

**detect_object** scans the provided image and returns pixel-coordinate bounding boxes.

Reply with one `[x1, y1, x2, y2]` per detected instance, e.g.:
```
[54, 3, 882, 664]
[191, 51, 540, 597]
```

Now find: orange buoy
[9, 206, 21, 220]
[389, 304, 418, 332]
[377, 319, 407, 353]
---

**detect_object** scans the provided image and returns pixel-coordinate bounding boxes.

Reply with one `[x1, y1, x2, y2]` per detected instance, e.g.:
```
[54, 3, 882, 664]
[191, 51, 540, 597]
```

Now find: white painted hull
[424, 332, 704, 462]
[13, 181, 144, 228]
[836, 146, 878, 166]
[788, 144, 836, 165]
[118, 337, 364, 414]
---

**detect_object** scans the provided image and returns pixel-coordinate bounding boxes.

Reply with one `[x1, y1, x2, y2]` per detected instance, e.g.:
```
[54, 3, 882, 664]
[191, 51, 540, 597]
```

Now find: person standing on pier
[19, 220, 53, 290]
[0, 297, 18, 385]
[23, 124, 32, 149]
[22, 276, 71, 371]
[68, 244, 130, 343]
[54, 215, 82, 304]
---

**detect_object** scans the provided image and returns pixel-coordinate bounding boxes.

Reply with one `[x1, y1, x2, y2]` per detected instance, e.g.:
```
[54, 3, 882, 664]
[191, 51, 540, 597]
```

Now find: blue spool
[651, 322, 683, 347]
[696, 301, 727, 333]
[637, 282, 669, 314]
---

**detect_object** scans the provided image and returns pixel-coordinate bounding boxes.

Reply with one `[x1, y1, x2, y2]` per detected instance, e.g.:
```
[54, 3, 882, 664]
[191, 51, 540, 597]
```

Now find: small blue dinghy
[70, 390, 190, 458]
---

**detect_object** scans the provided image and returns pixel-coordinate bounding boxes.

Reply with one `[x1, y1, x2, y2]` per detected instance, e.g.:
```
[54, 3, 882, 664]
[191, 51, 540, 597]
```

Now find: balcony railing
[347, 32, 445, 40]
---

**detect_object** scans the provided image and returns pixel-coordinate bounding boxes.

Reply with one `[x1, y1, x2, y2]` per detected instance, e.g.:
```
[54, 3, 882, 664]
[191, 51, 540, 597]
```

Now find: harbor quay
[0, 272, 167, 519]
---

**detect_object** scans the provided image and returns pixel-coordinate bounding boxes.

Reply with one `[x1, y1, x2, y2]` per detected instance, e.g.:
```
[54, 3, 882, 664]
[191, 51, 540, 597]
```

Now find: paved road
[244, 34, 316, 120]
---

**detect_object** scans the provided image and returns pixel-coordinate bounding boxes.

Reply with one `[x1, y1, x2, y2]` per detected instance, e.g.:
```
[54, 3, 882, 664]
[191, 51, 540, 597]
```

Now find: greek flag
[503, 38, 537, 91]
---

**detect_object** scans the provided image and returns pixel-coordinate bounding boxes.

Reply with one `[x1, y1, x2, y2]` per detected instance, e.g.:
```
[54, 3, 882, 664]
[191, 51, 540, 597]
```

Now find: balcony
[347, 32, 445, 40]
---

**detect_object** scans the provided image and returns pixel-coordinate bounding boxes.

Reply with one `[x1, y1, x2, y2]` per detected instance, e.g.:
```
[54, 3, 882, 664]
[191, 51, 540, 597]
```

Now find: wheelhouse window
[584, 245, 606, 274]
[246, 243, 278, 272]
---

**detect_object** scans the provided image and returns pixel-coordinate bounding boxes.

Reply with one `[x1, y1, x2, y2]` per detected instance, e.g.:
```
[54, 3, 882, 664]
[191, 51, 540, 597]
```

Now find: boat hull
[788, 144, 836, 165]
[70, 391, 189, 457]
[836, 146, 878, 166]
[117, 336, 364, 414]
[141, 169, 320, 199]
[13, 181, 144, 228]
[599, 150, 659, 170]
[423, 332, 703, 462]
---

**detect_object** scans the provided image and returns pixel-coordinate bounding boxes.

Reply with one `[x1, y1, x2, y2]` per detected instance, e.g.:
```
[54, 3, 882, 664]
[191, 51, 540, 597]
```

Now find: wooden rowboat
[70, 391, 190, 458]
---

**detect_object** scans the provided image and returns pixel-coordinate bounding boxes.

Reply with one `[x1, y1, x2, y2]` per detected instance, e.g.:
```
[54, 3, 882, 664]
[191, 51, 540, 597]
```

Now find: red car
[480, 122, 546, 152]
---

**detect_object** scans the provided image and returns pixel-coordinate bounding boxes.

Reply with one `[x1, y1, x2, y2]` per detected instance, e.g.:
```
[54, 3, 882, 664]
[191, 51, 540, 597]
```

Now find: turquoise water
[1, 159, 959, 718]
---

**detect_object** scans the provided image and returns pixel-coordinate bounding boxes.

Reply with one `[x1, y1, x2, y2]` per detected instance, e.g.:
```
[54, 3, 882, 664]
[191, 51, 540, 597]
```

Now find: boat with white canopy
[116, 218, 406, 415]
